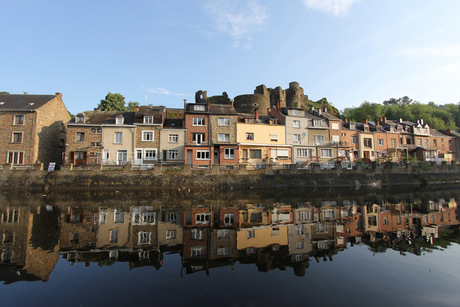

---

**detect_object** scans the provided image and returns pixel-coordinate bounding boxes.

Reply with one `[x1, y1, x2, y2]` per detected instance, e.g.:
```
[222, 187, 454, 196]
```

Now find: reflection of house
[236, 225, 288, 251]
[97, 208, 130, 249]
[157, 207, 183, 247]
[60, 207, 97, 250]
[129, 206, 157, 250]
[0, 93, 70, 166]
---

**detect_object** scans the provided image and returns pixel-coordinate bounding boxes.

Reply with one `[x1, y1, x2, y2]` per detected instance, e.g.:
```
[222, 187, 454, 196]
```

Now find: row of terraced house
[1, 92, 459, 168]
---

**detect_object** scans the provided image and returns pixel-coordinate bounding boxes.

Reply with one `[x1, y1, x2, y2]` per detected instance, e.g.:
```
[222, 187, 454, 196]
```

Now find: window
[194, 104, 205, 111]
[114, 210, 125, 223]
[247, 230, 255, 239]
[296, 225, 304, 235]
[1, 209, 19, 223]
[293, 120, 300, 128]
[297, 148, 311, 157]
[391, 139, 397, 147]
[364, 138, 372, 148]
[60, 138, 65, 147]
[76, 115, 85, 123]
[196, 213, 211, 225]
[70, 232, 79, 244]
[218, 118, 230, 126]
[433, 139, 437, 146]
[313, 135, 324, 145]
[323, 209, 335, 219]
[110, 230, 118, 243]
[142, 131, 154, 141]
[293, 134, 301, 143]
[191, 246, 204, 257]
[298, 211, 311, 221]
[144, 149, 157, 160]
[168, 134, 178, 143]
[138, 231, 151, 244]
[417, 138, 422, 146]
[144, 116, 153, 124]
[317, 223, 327, 233]
[91, 127, 102, 133]
[292, 110, 298, 115]
[166, 230, 176, 240]
[117, 150, 127, 164]
[76, 132, 85, 142]
[218, 229, 230, 238]
[378, 139, 384, 146]
[270, 134, 278, 142]
[218, 133, 230, 142]
[193, 117, 205, 126]
[116, 116, 124, 125]
[425, 139, 429, 146]
[352, 136, 357, 144]
[191, 229, 204, 240]
[313, 120, 322, 127]
[296, 242, 304, 249]
[14, 114, 24, 125]
[224, 213, 235, 226]
[168, 212, 177, 223]
[321, 149, 332, 158]
[12, 132, 23, 143]
[224, 148, 235, 159]
[217, 247, 230, 256]
[193, 133, 205, 144]
[249, 149, 261, 159]
[168, 150, 178, 160]
[115, 132, 122, 143]
[196, 150, 210, 160]
[246, 133, 254, 140]
[331, 123, 339, 130]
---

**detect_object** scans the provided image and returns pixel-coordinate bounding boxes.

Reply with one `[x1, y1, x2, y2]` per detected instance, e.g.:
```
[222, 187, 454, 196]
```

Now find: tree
[98, 92, 127, 111]
[0, 91, 9, 94]
[127, 101, 139, 111]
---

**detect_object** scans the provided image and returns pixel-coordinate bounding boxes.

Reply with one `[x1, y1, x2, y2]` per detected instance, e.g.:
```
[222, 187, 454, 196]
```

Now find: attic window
[116, 115, 124, 125]
[270, 119, 277, 125]
[245, 118, 254, 123]
[194, 105, 205, 111]
[76, 115, 85, 123]
[144, 116, 153, 124]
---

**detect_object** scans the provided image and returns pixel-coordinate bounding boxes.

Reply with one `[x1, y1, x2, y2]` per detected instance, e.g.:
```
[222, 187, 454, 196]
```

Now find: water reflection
[1, 188, 460, 284]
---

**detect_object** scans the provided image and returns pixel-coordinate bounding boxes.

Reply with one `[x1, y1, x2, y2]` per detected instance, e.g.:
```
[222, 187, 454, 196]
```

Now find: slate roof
[209, 104, 238, 115]
[0, 94, 58, 111]
[163, 118, 183, 128]
[133, 106, 164, 124]
[69, 111, 136, 125]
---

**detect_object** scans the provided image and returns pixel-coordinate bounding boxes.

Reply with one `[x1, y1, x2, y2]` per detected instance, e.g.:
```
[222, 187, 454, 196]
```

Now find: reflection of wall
[237, 225, 288, 250]
[97, 208, 129, 248]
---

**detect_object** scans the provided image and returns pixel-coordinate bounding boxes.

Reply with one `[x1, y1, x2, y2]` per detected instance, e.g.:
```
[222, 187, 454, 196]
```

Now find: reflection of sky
[2, 244, 460, 306]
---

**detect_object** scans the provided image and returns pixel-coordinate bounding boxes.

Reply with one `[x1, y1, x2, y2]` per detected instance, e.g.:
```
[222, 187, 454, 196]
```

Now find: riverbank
[0, 163, 459, 191]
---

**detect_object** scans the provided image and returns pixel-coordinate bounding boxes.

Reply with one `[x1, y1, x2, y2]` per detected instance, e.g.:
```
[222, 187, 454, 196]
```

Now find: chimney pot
[135, 106, 140, 112]
[255, 108, 259, 120]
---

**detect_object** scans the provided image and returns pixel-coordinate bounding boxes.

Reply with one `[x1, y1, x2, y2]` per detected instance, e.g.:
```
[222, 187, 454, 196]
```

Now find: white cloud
[142, 86, 187, 97]
[302, 0, 361, 16]
[203, 0, 268, 49]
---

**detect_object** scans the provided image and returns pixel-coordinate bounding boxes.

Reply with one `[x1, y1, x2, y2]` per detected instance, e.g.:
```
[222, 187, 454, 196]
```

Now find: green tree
[0, 91, 9, 94]
[98, 92, 127, 111]
[127, 101, 139, 111]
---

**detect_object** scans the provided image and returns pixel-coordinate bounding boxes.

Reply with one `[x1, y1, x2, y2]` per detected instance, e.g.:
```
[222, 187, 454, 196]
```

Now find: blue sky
[1, 0, 459, 115]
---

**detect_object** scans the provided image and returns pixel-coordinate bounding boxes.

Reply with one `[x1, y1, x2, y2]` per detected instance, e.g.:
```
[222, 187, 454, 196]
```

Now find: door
[187, 150, 193, 165]
[103, 149, 110, 164]
[74, 151, 87, 165]
[117, 150, 128, 165]
[134, 149, 143, 165]
[214, 150, 219, 164]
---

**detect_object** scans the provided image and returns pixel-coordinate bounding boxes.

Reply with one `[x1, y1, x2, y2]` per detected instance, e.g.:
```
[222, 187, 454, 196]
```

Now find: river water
[1, 186, 460, 307]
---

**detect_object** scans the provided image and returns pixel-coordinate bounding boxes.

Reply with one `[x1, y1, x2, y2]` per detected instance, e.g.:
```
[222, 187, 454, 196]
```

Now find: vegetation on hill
[303, 97, 341, 117]
[343, 97, 460, 130]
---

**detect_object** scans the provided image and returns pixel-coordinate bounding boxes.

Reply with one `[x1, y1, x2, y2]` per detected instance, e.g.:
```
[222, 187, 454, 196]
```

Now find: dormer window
[245, 118, 254, 123]
[76, 115, 85, 123]
[144, 116, 153, 124]
[376, 126, 382, 132]
[194, 104, 205, 111]
[313, 120, 322, 127]
[269, 119, 277, 125]
[116, 115, 124, 125]
[364, 126, 369, 132]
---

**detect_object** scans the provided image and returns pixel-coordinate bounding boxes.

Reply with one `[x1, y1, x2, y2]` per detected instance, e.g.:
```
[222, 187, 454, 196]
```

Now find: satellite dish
[302, 132, 306, 137]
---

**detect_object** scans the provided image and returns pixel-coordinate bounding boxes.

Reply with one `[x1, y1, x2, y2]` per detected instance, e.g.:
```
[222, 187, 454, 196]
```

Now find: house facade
[0, 93, 70, 166]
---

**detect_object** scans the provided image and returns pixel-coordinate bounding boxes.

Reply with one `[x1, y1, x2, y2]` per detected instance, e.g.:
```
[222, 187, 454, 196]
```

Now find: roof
[163, 118, 183, 129]
[133, 106, 164, 124]
[69, 111, 136, 125]
[209, 104, 238, 115]
[0, 94, 59, 111]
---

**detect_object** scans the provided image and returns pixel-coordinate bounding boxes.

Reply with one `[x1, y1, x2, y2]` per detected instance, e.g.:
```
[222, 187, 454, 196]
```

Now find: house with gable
[0, 93, 70, 167]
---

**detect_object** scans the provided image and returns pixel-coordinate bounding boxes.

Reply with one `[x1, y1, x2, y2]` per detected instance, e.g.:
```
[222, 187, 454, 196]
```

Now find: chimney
[135, 106, 140, 112]
[276, 100, 281, 109]
[255, 108, 259, 120]
[344, 118, 348, 123]
[23, 92, 28, 95]
[94, 108, 99, 112]
[311, 107, 315, 112]
[383, 117, 387, 123]
[55, 92, 62, 99]
[318, 109, 322, 115]
[421, 118, 424, 125]
[364, 118, 368, 124]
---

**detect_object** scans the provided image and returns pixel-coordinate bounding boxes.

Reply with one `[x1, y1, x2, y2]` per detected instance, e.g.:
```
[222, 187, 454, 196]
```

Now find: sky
[1, 0, 460, 115]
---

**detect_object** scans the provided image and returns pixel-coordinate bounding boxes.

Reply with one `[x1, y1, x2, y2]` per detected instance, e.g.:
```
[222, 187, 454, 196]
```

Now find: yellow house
[101, 115, 136, 164]
[236, 225, 289, 250]
[237, 114, 291, 166]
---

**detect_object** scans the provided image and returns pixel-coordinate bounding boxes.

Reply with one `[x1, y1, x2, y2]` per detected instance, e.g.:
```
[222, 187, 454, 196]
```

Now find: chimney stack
[255, 108, 259, 120]
[364, 118, 368, 124]
[135, 106, 140, 112]
[55, 92, 62, 99]
[94, 108, 99, 112]
[276, 100, 281, 109]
